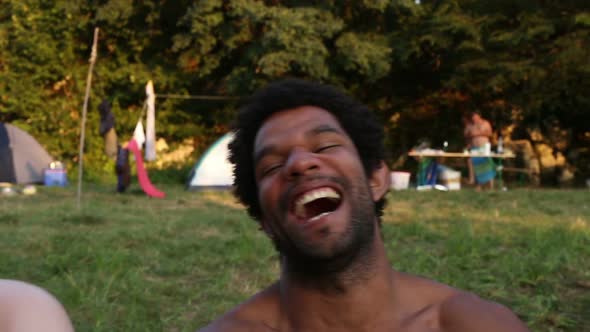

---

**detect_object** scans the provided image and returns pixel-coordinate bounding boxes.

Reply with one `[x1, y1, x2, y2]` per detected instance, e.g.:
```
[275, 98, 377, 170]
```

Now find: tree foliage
[0, 0, 588, 182]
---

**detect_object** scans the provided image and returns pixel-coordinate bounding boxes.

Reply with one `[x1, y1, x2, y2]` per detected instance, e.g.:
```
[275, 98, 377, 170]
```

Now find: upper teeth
[294, 187, 340, 218]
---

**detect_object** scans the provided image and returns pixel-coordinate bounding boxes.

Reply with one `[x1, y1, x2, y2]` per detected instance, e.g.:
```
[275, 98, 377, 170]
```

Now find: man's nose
[284, 149, 319, 179]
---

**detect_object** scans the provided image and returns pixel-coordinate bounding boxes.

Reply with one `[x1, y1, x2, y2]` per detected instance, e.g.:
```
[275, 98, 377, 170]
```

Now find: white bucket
[391, 171, 411, 190]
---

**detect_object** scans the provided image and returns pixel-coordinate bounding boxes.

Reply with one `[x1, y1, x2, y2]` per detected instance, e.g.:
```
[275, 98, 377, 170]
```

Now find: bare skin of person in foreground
[199, 79, 529, 332]
[0, 279, 75, 332]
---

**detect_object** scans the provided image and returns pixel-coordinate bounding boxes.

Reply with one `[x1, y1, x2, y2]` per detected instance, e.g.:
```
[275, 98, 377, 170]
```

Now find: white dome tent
[187, 132, 234, 190]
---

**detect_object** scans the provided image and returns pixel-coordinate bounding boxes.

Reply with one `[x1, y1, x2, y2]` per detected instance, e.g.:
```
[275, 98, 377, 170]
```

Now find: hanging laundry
[98, 99, 118, 159]
[133, 120, 146, 149]
[145, 80, 157, 161]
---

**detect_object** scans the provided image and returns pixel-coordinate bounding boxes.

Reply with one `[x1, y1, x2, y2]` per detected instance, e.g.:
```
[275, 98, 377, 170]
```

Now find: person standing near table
[463, 112, 495, 190]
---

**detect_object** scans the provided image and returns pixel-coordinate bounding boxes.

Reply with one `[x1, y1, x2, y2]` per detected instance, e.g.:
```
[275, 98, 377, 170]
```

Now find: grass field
[0, 184, 589, 331]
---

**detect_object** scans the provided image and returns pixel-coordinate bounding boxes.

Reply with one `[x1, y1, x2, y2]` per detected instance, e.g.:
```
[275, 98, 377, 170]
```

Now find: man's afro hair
[228, 79, 386, 222]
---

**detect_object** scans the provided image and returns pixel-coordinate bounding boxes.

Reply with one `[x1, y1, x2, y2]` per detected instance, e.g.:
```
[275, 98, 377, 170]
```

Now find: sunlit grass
[0, 185, 588, 331]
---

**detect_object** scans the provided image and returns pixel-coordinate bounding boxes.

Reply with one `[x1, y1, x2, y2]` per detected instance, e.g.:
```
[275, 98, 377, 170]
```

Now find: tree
[0, 0, 587, 183]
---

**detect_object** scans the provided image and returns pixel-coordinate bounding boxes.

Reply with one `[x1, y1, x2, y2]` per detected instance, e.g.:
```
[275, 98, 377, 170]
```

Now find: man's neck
[277, 227, 398, 331]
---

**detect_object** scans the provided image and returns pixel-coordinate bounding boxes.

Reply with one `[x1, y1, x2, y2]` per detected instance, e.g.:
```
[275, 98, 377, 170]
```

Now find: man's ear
[369, 161, 391, 202]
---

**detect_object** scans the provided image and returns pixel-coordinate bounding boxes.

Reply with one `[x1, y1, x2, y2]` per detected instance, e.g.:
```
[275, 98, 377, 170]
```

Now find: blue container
[44, 169, 68, 187]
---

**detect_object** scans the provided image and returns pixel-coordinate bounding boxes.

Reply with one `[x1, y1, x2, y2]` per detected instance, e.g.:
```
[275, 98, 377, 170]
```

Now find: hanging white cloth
[133, 119, 146, 149]
[144, 80, 157, 161]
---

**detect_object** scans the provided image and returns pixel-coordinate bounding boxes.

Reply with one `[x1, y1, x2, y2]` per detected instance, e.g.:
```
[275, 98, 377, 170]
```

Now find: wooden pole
[77, 27, 99, 210]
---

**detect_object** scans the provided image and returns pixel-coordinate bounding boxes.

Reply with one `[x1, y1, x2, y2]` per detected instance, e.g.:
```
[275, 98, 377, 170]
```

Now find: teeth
[295, 202, 305, 218]
[294, 187, 340, 218]
[308, 211, 331, 222]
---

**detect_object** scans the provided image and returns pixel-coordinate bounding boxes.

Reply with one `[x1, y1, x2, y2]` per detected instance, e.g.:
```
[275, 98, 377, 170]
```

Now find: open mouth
[293, 187, 342, 223]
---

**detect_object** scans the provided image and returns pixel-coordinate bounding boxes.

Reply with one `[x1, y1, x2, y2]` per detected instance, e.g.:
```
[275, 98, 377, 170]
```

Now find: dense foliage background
[1, 0, 588, 183]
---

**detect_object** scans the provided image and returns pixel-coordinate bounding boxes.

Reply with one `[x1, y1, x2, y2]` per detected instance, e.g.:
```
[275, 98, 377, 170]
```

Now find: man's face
[253, 106, 378, 265]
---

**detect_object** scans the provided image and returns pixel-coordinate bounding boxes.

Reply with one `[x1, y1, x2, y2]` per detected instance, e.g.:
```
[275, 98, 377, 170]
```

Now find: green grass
[0, 184, 589, 331]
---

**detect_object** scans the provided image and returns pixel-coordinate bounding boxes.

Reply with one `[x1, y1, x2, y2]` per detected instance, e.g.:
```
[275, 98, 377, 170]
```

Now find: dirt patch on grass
[202, 193, 243, 210]
[63, 213, 107, 225]
[197, 227, 224, 239]
[570, 217, 588, 231]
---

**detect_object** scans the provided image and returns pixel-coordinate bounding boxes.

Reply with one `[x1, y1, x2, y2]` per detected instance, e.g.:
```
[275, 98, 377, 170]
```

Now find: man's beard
[267, 175, 378, 288]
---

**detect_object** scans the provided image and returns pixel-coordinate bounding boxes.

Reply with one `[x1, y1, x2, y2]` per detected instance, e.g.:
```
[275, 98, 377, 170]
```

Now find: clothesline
[156, 94, 241, 101]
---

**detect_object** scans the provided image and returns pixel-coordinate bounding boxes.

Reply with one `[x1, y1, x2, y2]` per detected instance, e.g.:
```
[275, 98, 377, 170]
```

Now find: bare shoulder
[197, 283, 280, 332]
[393, 272, 528, 331]
[0, 279, 75, 332]
[439, 291, 530, 332]
[394, 271, 458, 305]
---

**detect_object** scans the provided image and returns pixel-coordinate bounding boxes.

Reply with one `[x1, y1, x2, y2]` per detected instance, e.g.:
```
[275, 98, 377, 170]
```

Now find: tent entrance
[0, 124, 16, 183]
[0, 123, 53, 184]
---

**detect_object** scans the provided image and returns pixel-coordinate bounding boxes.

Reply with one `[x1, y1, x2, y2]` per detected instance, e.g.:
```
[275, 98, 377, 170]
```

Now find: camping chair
[416, 157, 439, 187]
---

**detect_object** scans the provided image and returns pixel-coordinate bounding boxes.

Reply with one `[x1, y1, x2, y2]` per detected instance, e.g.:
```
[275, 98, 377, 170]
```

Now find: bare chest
[374, 304, 443, 332]
[276, 307, 443, 332]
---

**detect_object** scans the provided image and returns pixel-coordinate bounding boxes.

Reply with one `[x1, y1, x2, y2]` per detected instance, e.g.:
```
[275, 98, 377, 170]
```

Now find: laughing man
[198, 79, 529, 332]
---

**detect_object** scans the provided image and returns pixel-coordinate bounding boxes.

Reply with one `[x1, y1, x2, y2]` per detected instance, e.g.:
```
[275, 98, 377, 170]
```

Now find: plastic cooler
[44, 168, 68, 187]
[439, 169, 461, 190]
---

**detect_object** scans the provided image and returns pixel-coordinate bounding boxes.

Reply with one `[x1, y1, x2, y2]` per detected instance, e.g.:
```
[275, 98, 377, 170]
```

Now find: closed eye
[315, 144, 340, 153]
[263, 164, 282, 176]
